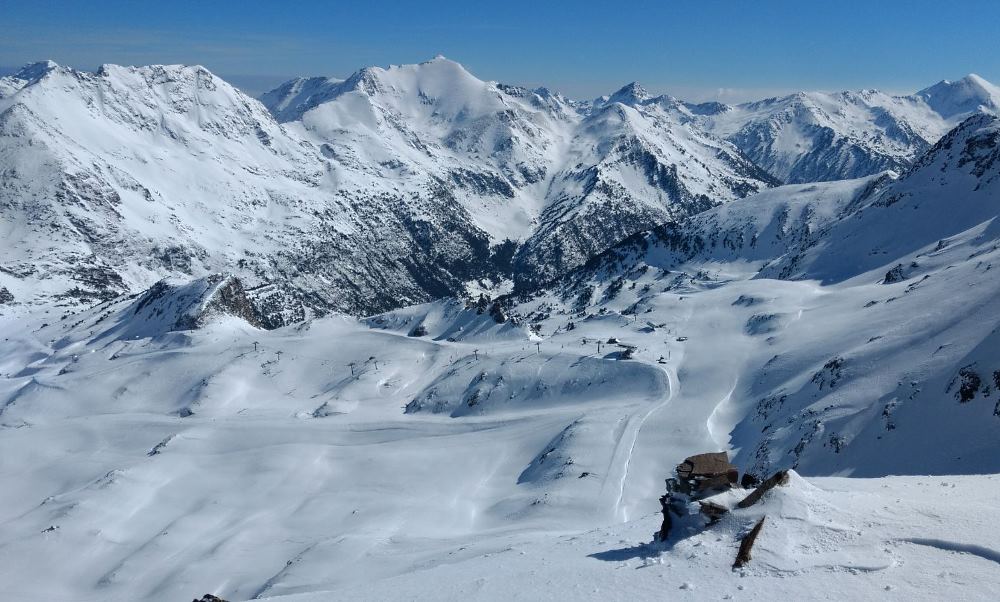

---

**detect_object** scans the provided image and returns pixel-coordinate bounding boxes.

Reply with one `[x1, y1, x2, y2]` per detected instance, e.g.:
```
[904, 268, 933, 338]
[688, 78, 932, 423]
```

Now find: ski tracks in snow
[611, 365, 676, 522]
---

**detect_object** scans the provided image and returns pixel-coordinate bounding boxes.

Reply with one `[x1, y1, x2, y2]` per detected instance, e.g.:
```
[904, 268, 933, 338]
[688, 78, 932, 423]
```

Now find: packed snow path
[611, 365, 676, 522]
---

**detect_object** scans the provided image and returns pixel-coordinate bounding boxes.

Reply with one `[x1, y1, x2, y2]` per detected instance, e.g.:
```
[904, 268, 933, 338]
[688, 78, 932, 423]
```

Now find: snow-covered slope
[772, 112, 1000, 282]
[2, 228, 999, 600]
[2, 198, 999, 601]
[697, 74, 1000, 183]
[271, 472, 1000, 601]
[515, 114, 1000, 479]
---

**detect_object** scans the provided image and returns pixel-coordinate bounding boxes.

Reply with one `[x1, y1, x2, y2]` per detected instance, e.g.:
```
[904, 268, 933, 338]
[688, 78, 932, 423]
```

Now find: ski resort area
[2, 2, 1000, 600]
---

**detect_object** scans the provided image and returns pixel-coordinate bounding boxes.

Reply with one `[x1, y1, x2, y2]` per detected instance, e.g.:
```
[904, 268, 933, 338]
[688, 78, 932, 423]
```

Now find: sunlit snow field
[3, 55, 1000, 602]
[2, 220, 999, 600]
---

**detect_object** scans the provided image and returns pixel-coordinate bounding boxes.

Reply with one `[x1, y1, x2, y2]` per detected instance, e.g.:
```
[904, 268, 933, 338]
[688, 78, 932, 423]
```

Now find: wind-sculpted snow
[279, 472, 1000, 600]
[405, 350, 667, 417]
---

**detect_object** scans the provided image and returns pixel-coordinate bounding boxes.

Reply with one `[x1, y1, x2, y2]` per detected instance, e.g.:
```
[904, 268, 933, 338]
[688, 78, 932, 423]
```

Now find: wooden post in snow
[657, 493, 672, 542]
[733, 516, 766, 569]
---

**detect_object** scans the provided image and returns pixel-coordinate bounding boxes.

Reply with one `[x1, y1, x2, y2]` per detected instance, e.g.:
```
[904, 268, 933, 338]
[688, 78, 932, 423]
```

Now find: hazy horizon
[1, 57, 988, 105]
[4, 0, 1000, 102]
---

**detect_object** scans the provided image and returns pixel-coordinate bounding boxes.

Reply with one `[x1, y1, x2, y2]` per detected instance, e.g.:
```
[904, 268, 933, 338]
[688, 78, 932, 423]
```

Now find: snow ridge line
[900, 538, 1000, 565]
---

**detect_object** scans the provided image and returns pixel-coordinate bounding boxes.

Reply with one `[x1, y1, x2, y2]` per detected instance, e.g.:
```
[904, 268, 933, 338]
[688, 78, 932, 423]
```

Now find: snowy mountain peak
[261, 57, 489, 121]
[683, 100, 732, 116]
[604, 81, 651, 106]
[257, 75, 345, 121]
[2, 61, 276, 141]
[14, 59, 60, 82]
[959, 72, 992, 87]
[340, 65, 384, 96]
[915, 73, 1000, 118]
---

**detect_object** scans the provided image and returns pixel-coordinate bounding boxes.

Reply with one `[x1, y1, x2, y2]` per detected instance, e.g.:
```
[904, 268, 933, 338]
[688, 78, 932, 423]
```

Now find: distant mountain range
[1, 57, 997, 320]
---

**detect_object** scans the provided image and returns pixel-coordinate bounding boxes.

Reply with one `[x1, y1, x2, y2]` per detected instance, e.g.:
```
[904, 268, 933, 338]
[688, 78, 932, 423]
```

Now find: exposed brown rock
[676, 451, 739, 494]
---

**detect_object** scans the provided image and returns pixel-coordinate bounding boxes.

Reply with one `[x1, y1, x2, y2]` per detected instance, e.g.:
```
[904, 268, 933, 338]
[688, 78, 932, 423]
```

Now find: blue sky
[3, 0, 999, 101]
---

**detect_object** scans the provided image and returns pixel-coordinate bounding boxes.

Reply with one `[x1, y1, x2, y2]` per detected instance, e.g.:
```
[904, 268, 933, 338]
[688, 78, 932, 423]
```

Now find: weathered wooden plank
[736, 469, 789, 509]
[733, 516, 766, 569]
[657, 493, 673, 541]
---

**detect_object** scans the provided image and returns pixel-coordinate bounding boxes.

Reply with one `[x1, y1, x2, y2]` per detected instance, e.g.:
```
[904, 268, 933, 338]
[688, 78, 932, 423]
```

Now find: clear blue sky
[3, 0, 999, 101]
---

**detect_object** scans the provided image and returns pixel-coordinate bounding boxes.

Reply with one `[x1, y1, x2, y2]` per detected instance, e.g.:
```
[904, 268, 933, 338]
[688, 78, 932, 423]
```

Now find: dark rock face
[883, 264, 906, 284]
[202, 276, 268, 329]
[129, 275, 273, 333]
[952, 365, 984, 403]
[0, 287, 13, 304]
[675, 452, 740, 494]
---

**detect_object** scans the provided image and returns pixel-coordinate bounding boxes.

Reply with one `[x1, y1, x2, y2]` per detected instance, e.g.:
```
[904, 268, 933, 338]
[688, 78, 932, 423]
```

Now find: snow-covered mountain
[260, 57, 778, 288]
[0, 60, 530, 320]
[518, 113, 1000, 478]
[3, 58, 1000, 601]
[3, 58, 998, 319]
[694, 74, 1000, 183]
[0, 58, 781, 318]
